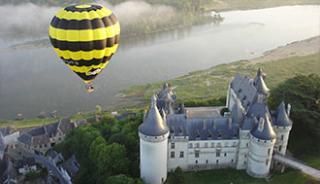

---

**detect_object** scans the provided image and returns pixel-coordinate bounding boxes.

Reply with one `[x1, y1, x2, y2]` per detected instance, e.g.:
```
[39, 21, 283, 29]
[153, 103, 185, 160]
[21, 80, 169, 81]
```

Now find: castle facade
[139, 69, 293, 184]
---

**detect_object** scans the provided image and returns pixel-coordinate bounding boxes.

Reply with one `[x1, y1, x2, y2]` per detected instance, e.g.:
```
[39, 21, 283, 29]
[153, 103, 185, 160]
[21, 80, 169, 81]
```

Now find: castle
[138, 69, 293, 184]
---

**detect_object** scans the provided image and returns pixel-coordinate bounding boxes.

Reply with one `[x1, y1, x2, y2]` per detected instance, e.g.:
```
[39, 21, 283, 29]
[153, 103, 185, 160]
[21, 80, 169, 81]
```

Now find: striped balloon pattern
[49, 4, 120, 83]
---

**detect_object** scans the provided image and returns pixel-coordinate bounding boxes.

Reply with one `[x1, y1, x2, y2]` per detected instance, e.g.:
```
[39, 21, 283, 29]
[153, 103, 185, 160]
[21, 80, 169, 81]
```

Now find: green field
[0, 112, 96, 129]
[121, 53, 320, 107]
[170, 168, 316, 184]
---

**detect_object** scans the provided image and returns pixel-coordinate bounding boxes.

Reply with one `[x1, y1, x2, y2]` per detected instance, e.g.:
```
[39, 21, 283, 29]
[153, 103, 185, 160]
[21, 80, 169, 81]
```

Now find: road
[273, 153, 320, 181]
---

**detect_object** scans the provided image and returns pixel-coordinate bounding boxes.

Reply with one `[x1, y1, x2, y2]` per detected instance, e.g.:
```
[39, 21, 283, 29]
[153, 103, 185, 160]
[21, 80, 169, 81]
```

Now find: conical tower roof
[232, 98, 244, 124]
[251, 113, 276, 140]
[274, 102, 292, 127]
[254, 68, 269, 95]
[139, 95, 169, 136]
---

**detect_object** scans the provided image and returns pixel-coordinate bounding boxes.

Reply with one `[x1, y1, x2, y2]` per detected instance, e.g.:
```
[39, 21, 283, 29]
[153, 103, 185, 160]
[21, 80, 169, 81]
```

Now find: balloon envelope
[49, 4, 120, 83]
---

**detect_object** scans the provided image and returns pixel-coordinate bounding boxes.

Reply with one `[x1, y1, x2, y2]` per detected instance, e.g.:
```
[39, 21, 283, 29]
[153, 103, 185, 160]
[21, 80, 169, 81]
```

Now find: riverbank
[200, 0, 320, 11]
[118, 35, 320, 107]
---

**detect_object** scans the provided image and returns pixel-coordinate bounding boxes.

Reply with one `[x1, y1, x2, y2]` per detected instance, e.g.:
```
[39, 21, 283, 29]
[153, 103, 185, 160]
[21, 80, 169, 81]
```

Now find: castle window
[188, 143, 193, 148]
[279, 145, 282, 152]
[231, 159, 234, 163]
[171, 143, 175, 149]
[206, 160, 209, 164]
[211, 142, 215, 148]
[244, 161, 247, 165]
[224, 153, 227, 157]
[196, 160, 198, 164]
[238, 89, 242, 93]
[266, 159, 269, 165]
[268, 148, 271, 155]
[281, 135, 284, 141]
[246, 143, 249, 147]
[216, 159, 219, 164]
[204, 142, 208, 148]
[196, 143, 199, 148]
[195, 150, 200, 158]
[217, 143, 221, 148]
[180, 151, 184, 158]
[233, 142, 237, 147]
[170, 151, 175, 158]
[216, 150, 221, 157]
[243, 96, 247, 100]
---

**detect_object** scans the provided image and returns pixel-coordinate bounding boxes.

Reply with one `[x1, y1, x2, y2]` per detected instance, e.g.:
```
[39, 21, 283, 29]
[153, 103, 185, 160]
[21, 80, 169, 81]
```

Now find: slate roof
[62, 155, 80, 177]
[273, 102, 292, 127]
[251, 114, 276, 140]
[247, 101, 272, 119]
[16, 157, 36, 168]
[167, 111, 239, 140]
[139, 95, 169, 136]
[0, 128, 11, 137]
[241, 116, 257, 130]
[231, 98, 244, 124]
[230, 75, 257, 111]
[18, 118, 74, 146]
[254, 75, 270, 95]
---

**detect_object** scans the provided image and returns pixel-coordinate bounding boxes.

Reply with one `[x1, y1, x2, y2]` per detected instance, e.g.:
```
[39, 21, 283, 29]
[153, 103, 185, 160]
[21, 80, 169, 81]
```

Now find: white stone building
[139, 69, 293, 184]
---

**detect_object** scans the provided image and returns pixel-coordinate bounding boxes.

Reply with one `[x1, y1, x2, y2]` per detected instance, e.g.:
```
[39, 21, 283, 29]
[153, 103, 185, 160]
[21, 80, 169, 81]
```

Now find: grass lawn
[175, 167, 316, 184]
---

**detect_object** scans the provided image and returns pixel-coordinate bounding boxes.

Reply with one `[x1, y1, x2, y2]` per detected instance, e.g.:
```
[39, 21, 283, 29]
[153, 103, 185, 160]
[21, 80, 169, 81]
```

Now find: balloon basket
[85, 83, 95, 93]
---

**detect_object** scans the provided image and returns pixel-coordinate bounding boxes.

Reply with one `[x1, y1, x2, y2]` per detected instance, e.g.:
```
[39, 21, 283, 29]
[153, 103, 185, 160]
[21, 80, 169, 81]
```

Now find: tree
[166, 167, 186, 184]
[269, 74, 320, 155]
[105, 174, 135, 184]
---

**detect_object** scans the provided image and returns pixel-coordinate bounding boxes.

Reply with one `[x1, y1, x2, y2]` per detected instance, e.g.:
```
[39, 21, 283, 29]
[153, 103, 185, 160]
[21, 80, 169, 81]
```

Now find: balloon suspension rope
[85, 82, 95, 93]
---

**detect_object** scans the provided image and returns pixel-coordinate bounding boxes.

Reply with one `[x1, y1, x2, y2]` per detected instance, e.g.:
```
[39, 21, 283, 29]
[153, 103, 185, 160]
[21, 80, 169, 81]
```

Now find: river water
[0, 5, 319, 119]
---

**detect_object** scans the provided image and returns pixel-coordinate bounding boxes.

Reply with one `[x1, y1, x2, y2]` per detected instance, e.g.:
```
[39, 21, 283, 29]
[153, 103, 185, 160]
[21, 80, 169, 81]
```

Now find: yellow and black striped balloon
[49, 4, 120, 83]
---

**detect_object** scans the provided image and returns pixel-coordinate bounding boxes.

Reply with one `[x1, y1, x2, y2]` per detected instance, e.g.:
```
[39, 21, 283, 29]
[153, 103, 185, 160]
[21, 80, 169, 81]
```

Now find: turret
[236, 116, 257, 170]
[254, 68, 270, 104]
[139, 95, 169, 184]
[272, 102, 292, 155]
[247, 114, 276, 178]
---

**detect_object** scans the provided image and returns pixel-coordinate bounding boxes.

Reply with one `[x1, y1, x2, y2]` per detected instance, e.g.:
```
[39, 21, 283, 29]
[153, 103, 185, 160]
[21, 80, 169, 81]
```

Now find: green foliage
[167, 167, 186, 184]
[269, 74, 320, 156]
[184, 97, 226, 107]
[220, 107, 229, 116]
[105, 174, 136, 184]
[55, 110, 142, 184]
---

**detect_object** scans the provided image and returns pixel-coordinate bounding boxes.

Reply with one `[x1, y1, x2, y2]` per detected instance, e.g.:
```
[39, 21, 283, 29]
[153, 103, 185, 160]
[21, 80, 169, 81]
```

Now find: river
[0, 5, 319, 119]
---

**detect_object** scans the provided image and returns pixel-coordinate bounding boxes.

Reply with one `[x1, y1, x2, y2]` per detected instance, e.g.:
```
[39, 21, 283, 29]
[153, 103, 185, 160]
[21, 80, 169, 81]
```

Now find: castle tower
[273, 102, 292, 155]
[247, 114, 276, 178]
[139, 95, 169, 184]
[236, 116, 257, 169]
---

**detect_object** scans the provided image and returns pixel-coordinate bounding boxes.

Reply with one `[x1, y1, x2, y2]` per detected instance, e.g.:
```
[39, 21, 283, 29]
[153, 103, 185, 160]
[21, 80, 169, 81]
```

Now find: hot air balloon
[49, 4, 120, 93]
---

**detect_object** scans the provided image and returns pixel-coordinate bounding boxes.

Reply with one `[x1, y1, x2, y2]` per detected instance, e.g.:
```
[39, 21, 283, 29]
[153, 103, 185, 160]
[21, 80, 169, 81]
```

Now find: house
[16, 157, 37, 175]
[17, 118, 76, 154]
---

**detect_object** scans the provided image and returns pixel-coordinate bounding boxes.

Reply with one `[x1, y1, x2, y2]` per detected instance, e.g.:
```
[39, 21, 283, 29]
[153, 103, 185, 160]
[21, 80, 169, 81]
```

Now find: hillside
[119, 36, 320, 107]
